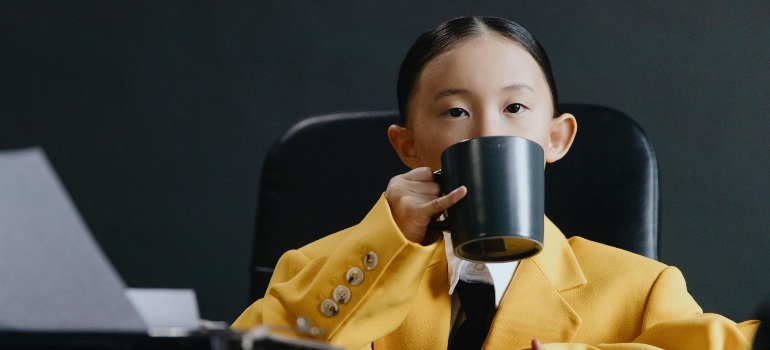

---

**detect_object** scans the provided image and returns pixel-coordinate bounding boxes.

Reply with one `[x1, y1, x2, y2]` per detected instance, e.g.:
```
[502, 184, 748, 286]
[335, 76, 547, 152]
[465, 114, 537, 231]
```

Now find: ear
[388, 124, 422, 169]
[545, 113, 577, 163]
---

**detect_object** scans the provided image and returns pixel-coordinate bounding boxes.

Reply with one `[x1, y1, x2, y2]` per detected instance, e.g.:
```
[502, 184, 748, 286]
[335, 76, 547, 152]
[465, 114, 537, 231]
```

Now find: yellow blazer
[233, 195, 758, 349]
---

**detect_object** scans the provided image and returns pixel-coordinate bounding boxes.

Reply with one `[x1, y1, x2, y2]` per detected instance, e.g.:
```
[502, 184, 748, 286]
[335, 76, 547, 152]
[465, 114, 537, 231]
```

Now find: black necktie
[448, 280, 497, 350]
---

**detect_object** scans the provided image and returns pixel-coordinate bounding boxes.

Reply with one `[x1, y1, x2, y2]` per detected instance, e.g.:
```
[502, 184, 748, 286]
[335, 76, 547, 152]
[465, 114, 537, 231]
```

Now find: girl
[233, 16, 756, 350]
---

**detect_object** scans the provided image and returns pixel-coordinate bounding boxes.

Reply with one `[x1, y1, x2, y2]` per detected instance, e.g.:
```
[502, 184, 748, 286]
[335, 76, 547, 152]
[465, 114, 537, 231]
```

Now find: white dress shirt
[443, 232, 519, 306]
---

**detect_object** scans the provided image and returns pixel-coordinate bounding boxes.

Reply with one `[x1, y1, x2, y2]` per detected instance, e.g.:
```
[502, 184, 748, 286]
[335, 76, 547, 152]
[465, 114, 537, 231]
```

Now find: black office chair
[754, 301, 770, 350]
[247, 104, 659, 303]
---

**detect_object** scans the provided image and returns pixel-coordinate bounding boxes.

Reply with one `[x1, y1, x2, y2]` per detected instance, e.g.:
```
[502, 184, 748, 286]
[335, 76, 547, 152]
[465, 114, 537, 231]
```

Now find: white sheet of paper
[125, 288, 200, 329]
[0, 147, 146, 332]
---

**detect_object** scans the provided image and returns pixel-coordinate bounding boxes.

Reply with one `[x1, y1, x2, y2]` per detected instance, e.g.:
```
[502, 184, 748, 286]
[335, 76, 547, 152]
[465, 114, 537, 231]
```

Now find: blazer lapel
[484, 217, 587, 348]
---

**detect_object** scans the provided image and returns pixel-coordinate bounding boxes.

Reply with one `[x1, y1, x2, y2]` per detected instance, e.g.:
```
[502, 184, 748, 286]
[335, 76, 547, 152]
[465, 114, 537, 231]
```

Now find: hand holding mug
[385, 167, 467, 244]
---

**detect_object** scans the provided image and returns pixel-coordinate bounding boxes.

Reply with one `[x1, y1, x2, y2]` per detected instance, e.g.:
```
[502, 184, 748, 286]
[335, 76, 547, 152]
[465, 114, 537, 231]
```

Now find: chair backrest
[247, 104, 659, 302]
[753, 301, 770, 350]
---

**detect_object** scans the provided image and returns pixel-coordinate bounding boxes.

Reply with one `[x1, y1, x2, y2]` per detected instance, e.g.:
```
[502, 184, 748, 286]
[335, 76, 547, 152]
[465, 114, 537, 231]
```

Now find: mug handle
[427, 169, 451, 231]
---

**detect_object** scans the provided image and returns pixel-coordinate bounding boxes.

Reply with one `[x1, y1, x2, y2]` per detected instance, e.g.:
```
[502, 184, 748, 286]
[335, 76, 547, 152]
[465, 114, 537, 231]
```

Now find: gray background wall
[1, 1, 768, 324]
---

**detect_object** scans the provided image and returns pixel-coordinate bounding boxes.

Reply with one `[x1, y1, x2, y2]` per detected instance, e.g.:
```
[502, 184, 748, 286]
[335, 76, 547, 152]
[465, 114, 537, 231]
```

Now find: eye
[504, 103, 525, 114]
[444, 108, 468, 118]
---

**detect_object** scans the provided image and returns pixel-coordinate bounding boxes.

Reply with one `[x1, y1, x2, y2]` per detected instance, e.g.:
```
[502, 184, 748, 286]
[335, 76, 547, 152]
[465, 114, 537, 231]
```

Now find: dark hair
[396, 16, 559, 125]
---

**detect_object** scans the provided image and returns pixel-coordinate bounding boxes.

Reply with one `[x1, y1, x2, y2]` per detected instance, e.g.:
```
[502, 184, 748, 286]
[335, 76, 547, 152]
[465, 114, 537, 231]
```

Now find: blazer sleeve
[231, 195, 441, 350]
[523, 267, 759, 350]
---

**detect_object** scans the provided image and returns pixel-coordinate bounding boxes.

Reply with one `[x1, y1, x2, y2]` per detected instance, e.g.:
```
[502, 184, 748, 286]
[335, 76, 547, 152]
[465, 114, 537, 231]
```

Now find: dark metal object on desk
[0, 330, 239, 350]
[241, 317, 341, 350]
[0, 328, 342, 350]
[430, 136, 545, 262]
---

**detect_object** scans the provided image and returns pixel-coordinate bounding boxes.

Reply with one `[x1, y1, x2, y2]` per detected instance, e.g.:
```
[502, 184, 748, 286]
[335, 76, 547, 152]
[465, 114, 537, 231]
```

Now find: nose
[473, 109, 506, 138]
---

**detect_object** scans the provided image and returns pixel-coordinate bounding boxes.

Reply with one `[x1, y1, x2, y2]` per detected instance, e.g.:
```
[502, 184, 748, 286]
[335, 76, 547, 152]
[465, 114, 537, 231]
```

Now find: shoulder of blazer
[567, 235, 668, 280]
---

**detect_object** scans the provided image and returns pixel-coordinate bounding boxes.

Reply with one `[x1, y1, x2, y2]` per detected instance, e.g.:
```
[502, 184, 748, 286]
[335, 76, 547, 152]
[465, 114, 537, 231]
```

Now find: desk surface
[0, 330, 341, 350]
[0, 330, 234, 350]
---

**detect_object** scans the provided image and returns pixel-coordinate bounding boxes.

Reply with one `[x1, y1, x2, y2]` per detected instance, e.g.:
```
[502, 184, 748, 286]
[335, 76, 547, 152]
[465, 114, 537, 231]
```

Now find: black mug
[430, 136, 545, 262]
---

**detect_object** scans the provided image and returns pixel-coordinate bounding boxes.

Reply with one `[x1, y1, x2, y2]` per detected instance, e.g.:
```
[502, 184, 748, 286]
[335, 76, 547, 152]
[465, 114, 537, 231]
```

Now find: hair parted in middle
[396, 16, 559, 126]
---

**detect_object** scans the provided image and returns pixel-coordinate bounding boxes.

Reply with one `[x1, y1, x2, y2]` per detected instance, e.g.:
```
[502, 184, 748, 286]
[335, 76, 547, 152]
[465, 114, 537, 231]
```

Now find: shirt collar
[443, 232, 518, 307]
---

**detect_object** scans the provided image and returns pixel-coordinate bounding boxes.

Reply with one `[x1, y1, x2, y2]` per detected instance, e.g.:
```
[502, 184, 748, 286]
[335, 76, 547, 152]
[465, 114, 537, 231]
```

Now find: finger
[443, 185, 467, 203]
[531, 338, 544, 350]
[400, 167, 436, 182]
[386, 181, 441, 202]
[400, 179, 441, 195]
[422, 186, 467, 215]
[388, 172, 441, 197]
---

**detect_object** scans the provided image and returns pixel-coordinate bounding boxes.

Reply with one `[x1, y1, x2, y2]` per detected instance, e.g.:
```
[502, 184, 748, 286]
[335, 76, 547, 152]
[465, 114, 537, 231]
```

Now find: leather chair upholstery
[753, 302, 770, 350]
[247, 104, 659, 303]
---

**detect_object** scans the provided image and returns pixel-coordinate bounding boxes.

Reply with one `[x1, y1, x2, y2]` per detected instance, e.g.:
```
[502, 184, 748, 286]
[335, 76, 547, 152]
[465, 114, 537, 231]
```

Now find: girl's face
[389, 34, 577, 170]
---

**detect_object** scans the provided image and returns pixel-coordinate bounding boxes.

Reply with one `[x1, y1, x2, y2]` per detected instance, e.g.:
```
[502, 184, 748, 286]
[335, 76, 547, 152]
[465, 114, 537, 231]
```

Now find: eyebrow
[433, 84, 534, 101]
[501, 84, 534, 93]
[433, 88, 469, 101]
